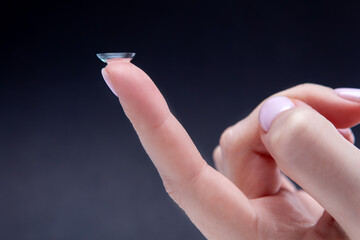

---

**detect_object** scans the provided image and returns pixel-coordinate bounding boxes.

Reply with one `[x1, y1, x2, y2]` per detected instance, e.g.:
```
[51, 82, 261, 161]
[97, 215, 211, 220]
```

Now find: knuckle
[289, 83, 332, 94]
[161, 162, 209, 210]
[298, 82, 317, 89]
[212, 146, 221, 161]
[161, 174, 183, 206]
[219, 126, 234, 151]
[292, 83, 318, 91]
[219, 119, 249, 158]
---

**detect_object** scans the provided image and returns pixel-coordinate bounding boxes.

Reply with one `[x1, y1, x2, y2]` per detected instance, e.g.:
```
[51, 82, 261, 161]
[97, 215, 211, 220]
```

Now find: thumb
[259, 96, 360, 239]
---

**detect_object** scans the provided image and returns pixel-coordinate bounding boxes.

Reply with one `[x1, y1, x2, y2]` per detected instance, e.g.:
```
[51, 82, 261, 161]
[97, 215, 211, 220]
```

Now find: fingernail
[334, 88, 360, 103]
[259, 96, 295, 132]
[101, 68, 118, 97]
[337, 128, 351, 135]
[337, 128, 356, 144]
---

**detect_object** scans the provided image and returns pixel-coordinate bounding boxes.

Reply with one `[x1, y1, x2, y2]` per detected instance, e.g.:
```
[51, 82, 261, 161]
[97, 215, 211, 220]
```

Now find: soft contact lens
[96, 52, 136, 63]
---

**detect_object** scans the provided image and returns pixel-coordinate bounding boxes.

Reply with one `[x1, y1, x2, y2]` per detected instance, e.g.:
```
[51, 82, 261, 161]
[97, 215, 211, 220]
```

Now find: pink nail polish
[259, 96, 295, 132]
[334, 88, 360, 103]
[337, 128, 356, 144]
[101, 68, 118, 97]
[337, 128, 351, 135]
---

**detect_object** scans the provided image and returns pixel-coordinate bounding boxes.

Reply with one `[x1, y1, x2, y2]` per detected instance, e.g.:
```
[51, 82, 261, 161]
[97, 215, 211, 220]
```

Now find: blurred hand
[101, 60, 360, 239]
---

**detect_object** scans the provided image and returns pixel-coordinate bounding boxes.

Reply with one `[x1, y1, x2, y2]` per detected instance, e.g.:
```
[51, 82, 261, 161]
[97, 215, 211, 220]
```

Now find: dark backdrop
[1, 1, 360, 239]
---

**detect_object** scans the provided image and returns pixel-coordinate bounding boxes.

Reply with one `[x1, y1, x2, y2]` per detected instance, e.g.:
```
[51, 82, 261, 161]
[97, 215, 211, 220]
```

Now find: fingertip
[258, 96, 295, 132]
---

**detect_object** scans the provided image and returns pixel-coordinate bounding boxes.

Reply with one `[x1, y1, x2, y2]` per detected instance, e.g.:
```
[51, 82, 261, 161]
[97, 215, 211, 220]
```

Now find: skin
[102, 59, 360, 239]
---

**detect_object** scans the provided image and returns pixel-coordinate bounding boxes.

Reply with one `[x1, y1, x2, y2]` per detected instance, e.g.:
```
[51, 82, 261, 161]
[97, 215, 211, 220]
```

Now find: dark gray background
[1, 1, 360, 239]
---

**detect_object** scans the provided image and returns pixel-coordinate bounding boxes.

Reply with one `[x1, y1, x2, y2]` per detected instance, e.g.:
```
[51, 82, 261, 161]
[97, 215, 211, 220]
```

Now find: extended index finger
[102, 59, 256, 239]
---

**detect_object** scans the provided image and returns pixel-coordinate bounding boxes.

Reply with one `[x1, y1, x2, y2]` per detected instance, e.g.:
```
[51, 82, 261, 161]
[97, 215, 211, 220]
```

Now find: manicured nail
[337, 128, 351, 135]
[259, 96, 295, 132]
[101, 68, 117, 97]
[334, 88, 360, 103]
[337, 128, 356, 144]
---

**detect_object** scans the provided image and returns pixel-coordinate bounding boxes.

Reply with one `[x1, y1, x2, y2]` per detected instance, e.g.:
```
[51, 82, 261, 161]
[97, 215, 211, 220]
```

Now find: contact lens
[96, 52, 136, 63]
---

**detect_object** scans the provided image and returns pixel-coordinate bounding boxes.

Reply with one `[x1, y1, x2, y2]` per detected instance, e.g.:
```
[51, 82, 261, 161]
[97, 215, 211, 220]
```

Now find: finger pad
[105, 62, 170, 128]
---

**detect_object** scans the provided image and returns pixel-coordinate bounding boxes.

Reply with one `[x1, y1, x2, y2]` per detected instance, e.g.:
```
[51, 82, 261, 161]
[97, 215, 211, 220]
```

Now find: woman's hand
[101, 60, 360, 239]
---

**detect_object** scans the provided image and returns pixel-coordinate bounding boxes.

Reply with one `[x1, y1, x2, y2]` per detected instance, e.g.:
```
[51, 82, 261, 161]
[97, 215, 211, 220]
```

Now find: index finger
[101, 59, 256, 239]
